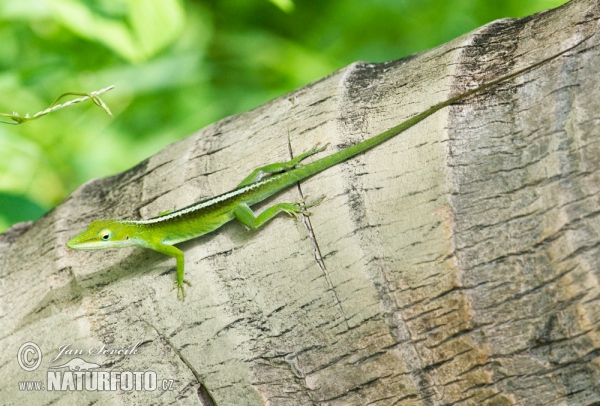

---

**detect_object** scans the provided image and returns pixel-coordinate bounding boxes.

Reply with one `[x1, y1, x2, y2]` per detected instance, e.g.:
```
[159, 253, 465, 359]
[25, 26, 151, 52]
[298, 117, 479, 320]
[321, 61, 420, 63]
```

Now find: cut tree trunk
[2, 0, 599, 404]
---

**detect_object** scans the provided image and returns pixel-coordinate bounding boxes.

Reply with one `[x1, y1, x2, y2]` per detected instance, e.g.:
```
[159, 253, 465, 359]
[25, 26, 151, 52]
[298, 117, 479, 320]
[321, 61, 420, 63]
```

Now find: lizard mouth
[67, 238, 108, 250]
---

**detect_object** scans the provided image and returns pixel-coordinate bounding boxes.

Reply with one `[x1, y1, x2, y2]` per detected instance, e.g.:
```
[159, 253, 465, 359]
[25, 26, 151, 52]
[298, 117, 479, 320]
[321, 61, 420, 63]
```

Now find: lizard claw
[290, 195, 326, 217]
[173, 279, 192, 301]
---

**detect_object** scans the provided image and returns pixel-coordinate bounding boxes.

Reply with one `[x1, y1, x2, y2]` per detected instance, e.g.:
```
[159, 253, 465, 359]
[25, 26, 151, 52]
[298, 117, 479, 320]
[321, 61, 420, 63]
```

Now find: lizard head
[67, 220, 137, 250]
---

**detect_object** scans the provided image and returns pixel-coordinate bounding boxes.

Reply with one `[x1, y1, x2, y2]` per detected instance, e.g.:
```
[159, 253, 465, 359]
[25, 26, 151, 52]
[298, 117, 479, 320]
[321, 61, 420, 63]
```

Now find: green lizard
[67, 38, 588, 300]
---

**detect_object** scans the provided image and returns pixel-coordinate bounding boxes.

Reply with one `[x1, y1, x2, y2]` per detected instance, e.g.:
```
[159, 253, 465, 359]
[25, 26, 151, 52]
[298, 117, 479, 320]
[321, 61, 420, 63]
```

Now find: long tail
[284, 34, 592, 185]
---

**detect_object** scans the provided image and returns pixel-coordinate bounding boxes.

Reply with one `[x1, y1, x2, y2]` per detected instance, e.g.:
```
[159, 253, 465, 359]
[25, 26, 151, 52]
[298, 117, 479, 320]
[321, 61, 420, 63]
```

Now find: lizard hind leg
[233, 195, 325, 229]
[236, 143, 328, 187]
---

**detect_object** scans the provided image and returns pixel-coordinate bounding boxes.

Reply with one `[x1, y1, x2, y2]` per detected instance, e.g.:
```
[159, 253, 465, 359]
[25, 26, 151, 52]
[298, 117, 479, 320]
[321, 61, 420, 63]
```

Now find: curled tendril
[0, 85, 114, 125]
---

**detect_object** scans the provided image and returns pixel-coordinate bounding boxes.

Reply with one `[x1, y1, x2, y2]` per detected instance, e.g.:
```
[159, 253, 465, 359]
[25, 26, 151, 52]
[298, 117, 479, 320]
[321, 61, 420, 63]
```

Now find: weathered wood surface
[1, 0, 599, 404]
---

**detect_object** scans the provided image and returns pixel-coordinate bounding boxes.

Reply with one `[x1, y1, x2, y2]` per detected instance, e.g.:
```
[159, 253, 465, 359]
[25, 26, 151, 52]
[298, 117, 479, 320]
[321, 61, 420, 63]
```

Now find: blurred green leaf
[268, 0, 295, 13]
[0, 192, 47, 225]
[48, 0, 185, 62]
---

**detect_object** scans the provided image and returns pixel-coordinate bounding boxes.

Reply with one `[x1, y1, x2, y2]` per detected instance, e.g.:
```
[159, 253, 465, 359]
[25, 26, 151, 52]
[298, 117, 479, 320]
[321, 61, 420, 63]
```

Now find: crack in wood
[143, 320, 217, 406]
[287, 136, 351, 330]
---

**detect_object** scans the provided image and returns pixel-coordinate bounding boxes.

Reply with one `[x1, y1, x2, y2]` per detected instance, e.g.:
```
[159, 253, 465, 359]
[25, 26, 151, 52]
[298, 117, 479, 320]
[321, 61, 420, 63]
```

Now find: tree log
[1, 0, 599, 404]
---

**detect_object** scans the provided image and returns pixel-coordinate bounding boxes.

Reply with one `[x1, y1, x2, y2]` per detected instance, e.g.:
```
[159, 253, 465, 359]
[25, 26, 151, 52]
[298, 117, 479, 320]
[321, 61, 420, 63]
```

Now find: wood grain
[1, 0, 599, 404]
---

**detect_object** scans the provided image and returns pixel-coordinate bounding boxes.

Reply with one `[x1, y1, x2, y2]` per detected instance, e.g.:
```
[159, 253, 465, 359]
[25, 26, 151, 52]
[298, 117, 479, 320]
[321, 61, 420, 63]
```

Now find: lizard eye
[99, 230, 112, 240]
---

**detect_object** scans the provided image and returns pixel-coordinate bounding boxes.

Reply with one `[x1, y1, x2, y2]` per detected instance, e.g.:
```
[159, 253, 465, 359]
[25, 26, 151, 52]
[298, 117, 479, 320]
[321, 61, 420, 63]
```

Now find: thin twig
[0, 85, 115, 125]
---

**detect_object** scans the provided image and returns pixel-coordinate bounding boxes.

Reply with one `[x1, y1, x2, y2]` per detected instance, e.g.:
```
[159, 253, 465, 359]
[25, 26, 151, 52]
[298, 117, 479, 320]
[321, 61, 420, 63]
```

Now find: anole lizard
[67, 37, 589, 300]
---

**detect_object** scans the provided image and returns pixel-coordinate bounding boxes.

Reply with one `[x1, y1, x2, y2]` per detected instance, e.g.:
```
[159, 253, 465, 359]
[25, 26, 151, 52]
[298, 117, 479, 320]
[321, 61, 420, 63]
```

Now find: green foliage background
[0, 0, 569, 232]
